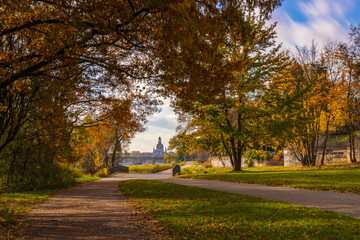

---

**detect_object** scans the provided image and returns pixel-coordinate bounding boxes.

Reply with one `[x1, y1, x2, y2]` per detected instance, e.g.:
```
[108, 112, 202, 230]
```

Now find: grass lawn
[178, 163, 360, 194]
[0, 176, 100, 238]
[127, 163, 174, 173]
[119, 180, 360, 240]
[75, 176, 101, 183]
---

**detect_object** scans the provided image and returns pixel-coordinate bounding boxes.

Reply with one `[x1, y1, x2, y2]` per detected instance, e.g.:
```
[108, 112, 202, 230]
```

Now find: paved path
[157, 178, 360, 219]
[109, 161, 194, 181]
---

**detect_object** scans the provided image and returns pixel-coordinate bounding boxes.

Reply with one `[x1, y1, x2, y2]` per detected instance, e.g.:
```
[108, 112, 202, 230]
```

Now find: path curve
[157, 178, 360, 219]
[24, 162, 193, 239]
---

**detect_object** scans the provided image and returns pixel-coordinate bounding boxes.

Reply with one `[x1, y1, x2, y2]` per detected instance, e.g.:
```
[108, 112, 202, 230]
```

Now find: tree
[168, 0, 285, 170]
[286, 43, 331, 166]
[1, 0, 285, 187]
[335, 27, 360, 163]
[1, 0, 283, 157]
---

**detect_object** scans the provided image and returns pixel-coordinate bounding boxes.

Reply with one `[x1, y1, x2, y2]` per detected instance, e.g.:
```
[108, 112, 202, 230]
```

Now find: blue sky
[273, 0, 360, 48]
[129, 0, 360, 152]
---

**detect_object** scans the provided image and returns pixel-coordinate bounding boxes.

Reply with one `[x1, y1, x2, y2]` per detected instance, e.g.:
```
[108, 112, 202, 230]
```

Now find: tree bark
[321, 117, 330, 165]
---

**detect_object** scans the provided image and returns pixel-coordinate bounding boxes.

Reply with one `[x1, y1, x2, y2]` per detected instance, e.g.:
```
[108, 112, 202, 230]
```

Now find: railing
[109, 165, 129, 175]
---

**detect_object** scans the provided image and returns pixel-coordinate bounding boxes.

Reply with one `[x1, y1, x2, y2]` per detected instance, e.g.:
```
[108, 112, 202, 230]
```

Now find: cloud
[273, 0, 354, 49]
[128, 126, 176, 152]
[298, 0, 354, 18]
[148, 117, 177, 130]
[298, 0, 331, 18]
[129, 99, 178, 152]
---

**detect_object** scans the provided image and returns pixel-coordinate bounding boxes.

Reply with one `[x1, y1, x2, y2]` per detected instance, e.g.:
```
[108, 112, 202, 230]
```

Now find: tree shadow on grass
[118, 180, 360, 240]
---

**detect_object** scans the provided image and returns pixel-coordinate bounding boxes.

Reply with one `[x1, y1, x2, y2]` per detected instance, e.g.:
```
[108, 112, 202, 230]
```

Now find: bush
[95, 168, 108, 178]
[128, 164, 173, 173]
[178, 161, 186, 166]
[0, 204, 17, 226]
[202, 162, 213, 168]
[0, 163, 80, 192]
[68, 167, 84, 178]
[244, 149, 269, 167]
[182, 167, 194, 175]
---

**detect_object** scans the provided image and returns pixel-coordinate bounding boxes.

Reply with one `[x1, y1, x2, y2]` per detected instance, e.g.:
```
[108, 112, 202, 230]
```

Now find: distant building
[152, 136, 166, 158]
[118, 137, 167, 165]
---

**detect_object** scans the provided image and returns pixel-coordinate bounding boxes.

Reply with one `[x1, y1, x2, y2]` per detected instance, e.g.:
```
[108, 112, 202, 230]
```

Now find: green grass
[119, 180, 360, 240]
[181, 164, 199, 175]
[178, 164, 360, 194]
[127, 164, 174, 173]
[75, 176, 101, 183]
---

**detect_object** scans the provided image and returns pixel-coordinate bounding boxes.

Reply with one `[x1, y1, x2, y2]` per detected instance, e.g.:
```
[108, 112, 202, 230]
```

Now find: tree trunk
[233, 146, 243, 171]
[349, 132, 357, 163]
[111, 138, 121, 167]
[233, 112, 242, 171]
[220, 133, 234, 167]
[321, 118, 330, 165]
[230, 136, 240, 171]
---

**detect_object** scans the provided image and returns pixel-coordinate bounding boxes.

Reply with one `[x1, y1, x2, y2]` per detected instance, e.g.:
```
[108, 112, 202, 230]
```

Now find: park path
[24, 162, 359, 239]
[157, 178, 360, 219]
[23, 162, 193, 240]
[23, 179, 170, 240]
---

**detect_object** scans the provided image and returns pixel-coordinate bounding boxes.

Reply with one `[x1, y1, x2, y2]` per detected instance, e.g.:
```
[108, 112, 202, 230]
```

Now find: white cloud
[273, 0, 353, 49]
[129, 99, 177, 152]
[298, 0, 354, 18]
[298, 0, 331, 18]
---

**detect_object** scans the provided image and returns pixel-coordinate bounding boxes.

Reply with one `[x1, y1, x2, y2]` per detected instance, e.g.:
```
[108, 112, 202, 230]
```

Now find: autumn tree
[167, 0, 285, 171]
[285, 43, 331, 166]
[1, 0, 288, 187]
[335, 27, 360, 163]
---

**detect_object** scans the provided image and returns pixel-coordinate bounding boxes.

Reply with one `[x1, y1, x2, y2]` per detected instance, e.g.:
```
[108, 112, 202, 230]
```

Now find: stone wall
[210, 156, 283, 168]
[284, 147, 356, 166]
[209, 156, 233, 168]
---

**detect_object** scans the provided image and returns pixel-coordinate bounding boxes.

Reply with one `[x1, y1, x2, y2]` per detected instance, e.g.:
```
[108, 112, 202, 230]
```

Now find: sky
[129, 0, 360, 153]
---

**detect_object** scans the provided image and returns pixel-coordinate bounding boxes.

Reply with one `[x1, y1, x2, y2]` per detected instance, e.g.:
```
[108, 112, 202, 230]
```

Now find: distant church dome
[153, 137, 165, 158]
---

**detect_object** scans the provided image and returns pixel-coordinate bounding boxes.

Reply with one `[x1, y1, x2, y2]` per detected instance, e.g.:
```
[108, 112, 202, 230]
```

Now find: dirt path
[23, 179, 170, 240]
[23, 163, 195, 240]
[158, 178, 360, 219]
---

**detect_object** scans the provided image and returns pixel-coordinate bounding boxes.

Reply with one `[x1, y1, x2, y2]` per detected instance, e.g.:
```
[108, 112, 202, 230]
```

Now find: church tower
[152, 136, 165, 158]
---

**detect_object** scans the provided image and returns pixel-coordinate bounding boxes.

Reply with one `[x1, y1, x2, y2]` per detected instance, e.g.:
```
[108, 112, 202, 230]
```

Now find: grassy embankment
[127, 162, 186, 173]
[178, 163, 360, 194]
[119, 180, 360, 240]
[0, 176, 100, 237]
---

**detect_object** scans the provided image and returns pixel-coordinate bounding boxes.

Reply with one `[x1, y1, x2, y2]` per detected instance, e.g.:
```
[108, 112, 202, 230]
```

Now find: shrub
[202, 162, 213, 168]
[95, 168, 108, 178]
[244, 149, 269, 167]
[6, 164, 78, 191]
[182, 167, 194, 175]
[0, 204, 16, 226]
[178, 161, 186, 166]
[68, 167, 83, 178]
[128, 164, 173, 173]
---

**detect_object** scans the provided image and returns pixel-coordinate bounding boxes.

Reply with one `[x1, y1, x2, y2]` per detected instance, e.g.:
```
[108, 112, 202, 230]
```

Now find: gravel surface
[22, 163, 195, 240]
[158, 178, 360, 219]
[23, 179, 171, 240]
